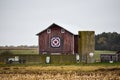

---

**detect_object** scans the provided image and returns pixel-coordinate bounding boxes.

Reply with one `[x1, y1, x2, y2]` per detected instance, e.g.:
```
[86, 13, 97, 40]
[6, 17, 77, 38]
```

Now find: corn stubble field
[0, 65, 120, 80]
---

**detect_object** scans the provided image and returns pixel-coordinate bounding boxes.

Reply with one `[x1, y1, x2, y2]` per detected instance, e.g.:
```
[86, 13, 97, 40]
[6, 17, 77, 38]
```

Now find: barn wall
[78, 31, 95, 63]
[38, 25, 74, 54]
[39, 31, 48, 53]
[74, 35, 78, 53]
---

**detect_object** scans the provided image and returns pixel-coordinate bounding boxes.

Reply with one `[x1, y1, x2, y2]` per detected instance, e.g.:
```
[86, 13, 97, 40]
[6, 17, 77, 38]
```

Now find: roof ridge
[36, 23, 77, 35]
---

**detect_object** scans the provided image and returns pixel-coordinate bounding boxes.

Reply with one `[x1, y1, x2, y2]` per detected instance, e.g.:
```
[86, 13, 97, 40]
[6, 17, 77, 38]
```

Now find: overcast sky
[0, 0, 120, 46]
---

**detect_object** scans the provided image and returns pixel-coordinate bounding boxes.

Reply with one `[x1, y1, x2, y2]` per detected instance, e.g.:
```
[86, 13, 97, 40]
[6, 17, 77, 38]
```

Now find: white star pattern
[51, 37, 60, 48]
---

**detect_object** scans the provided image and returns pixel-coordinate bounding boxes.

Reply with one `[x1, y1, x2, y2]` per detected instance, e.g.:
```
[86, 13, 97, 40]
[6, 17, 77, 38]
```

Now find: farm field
[0, 47, 116, 60]
[0, 65, 120, 80]
[0, 47, 39, 55]
[0, 48, 119, 80]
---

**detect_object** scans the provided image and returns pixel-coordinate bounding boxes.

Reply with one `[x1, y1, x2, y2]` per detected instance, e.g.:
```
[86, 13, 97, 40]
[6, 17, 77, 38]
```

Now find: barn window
[61, 29, 65, 33]
[47, 29, 51, 33]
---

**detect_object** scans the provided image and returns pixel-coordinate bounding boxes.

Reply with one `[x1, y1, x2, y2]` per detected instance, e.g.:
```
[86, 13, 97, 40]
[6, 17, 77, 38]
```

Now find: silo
[78, 31, 95, 63]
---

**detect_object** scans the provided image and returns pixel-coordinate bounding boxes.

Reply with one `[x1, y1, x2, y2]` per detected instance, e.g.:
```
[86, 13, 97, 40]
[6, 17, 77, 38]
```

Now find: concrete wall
[0, 55, 76, 64]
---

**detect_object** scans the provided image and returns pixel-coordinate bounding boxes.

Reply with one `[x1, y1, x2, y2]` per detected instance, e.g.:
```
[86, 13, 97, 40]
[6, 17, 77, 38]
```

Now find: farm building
[37, 23, 95, 60]
[100, 54, 117, 62]
[117, 51, 120, 62]
[100, 51, 120, 62]
[0, 23, 95, 64]
[37, 23, 79, 55]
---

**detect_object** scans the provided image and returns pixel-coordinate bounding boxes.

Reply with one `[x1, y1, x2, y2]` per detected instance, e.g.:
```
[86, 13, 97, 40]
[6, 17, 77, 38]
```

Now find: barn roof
[36, 23, 78, 35]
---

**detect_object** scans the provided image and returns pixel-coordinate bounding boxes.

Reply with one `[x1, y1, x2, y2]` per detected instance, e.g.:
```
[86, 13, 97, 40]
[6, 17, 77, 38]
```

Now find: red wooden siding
[74, 35, 78, 53]
[37, 24, 75, 54]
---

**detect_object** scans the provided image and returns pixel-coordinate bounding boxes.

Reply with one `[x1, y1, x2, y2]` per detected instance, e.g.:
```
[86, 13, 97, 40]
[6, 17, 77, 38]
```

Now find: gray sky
[0, 0, 120, 46]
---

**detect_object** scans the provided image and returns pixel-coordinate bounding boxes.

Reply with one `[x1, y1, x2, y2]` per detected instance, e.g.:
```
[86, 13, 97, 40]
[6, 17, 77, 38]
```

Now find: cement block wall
[0, 55, 76, 64]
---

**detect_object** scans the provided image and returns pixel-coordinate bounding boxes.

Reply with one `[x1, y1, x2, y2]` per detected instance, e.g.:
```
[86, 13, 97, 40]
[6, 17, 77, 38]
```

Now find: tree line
[95, 32, 120, 51]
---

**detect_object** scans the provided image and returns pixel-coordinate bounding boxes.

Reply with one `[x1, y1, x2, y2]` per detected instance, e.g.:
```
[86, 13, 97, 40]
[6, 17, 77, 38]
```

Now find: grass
[0, 61, 120, 67]
[0, 49, 39, 55]
[10, 49, 38, 55]
[0, 63, 120, 73]
[0, 49, 116, 58]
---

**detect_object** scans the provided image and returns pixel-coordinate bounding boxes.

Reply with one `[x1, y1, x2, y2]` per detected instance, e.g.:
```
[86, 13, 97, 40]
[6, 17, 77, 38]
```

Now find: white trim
[47, 29, 51, 33]
[61, 29, 65, 33]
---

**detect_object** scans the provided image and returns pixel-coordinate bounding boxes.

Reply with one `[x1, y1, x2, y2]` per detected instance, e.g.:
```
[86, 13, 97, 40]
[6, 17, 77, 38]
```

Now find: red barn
[37, 23, 78, 55]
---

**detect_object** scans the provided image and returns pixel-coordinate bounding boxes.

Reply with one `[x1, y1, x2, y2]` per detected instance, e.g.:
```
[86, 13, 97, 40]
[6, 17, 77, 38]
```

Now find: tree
[95, 32, 120, 51]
